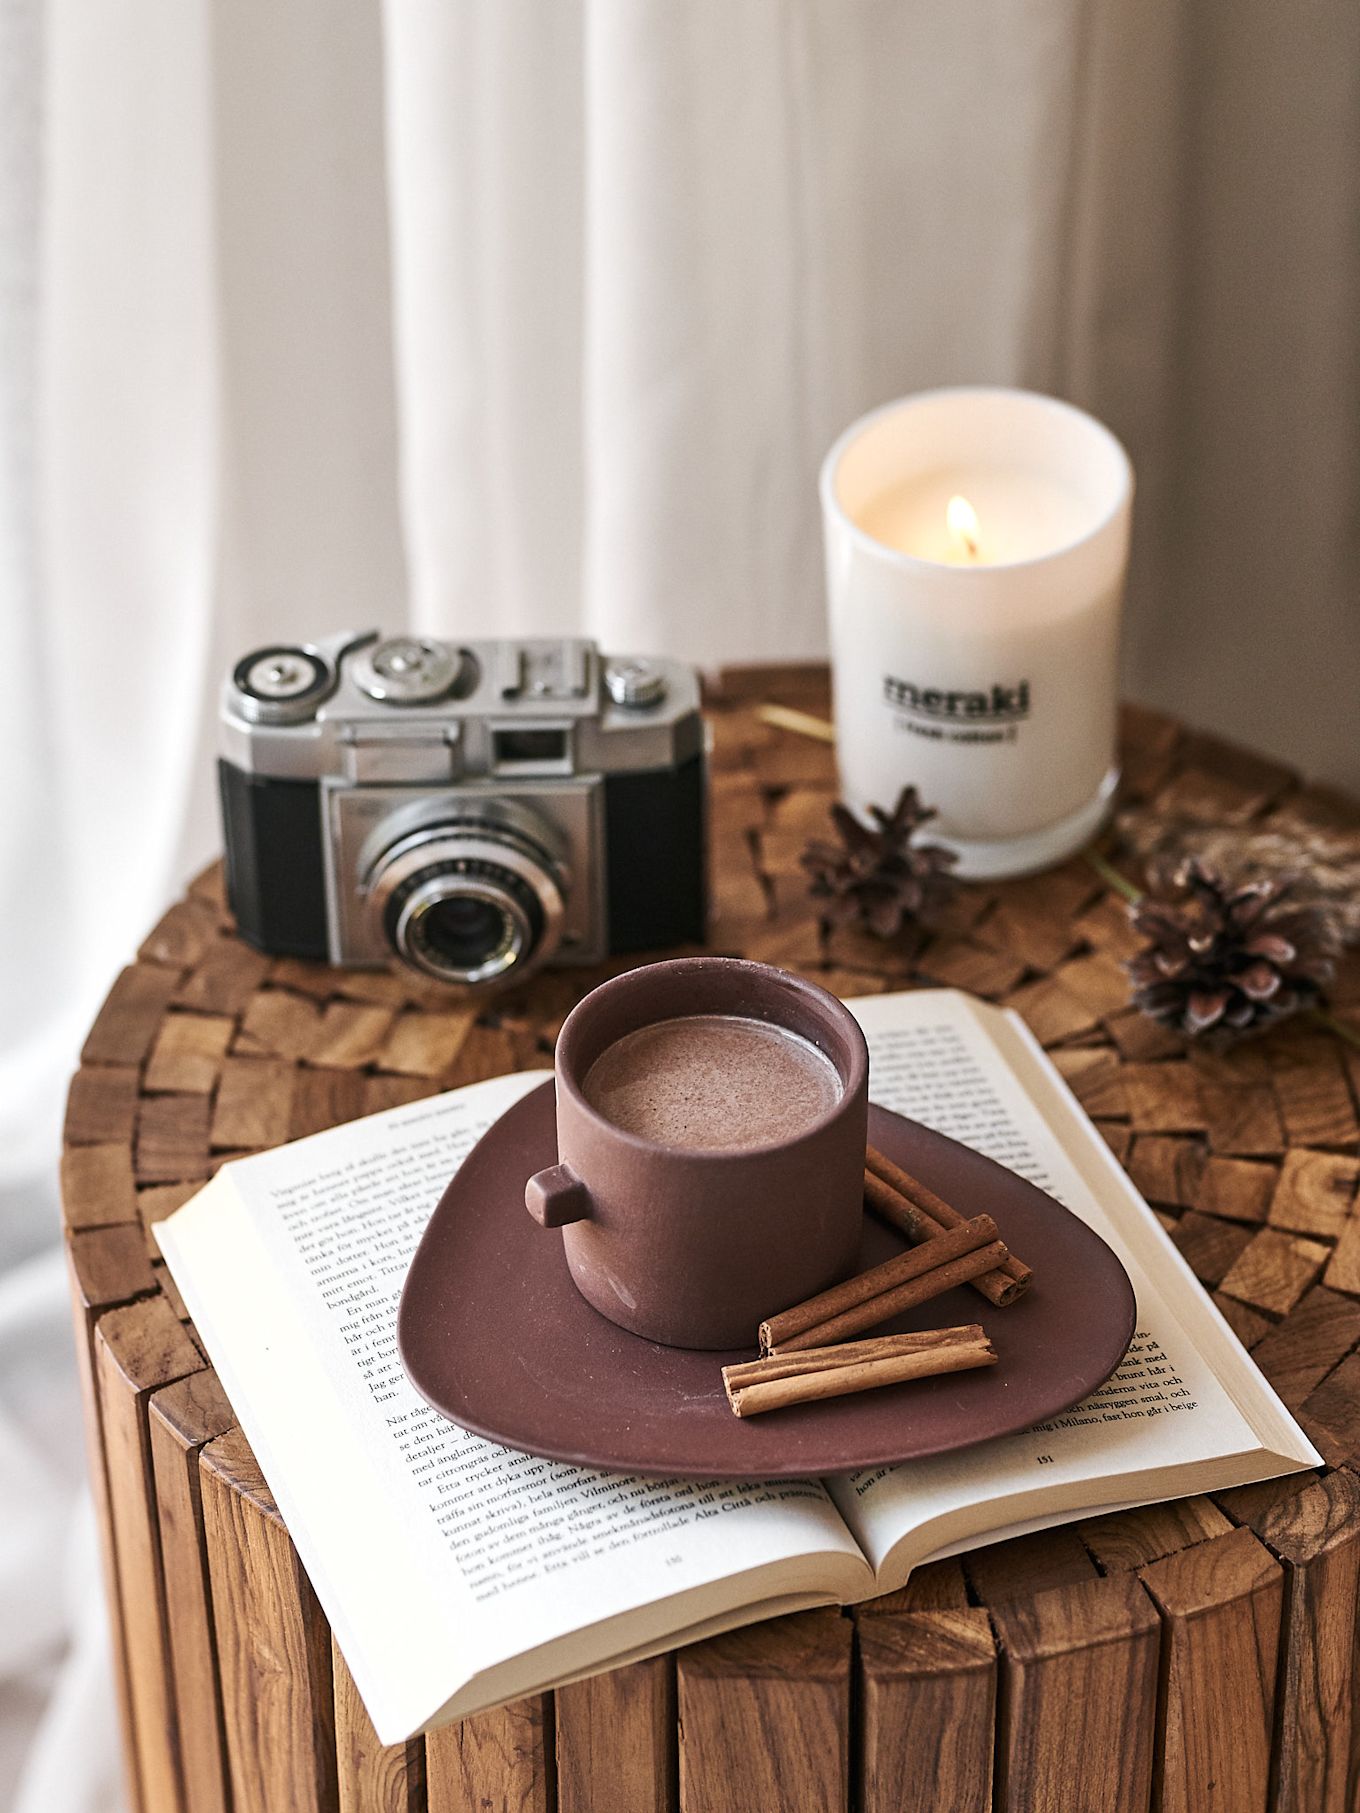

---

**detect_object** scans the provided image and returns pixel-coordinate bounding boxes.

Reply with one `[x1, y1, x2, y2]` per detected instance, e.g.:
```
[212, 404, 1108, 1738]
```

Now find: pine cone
[1127, 858, 1341, 1040]
[801, 788, 957, 943]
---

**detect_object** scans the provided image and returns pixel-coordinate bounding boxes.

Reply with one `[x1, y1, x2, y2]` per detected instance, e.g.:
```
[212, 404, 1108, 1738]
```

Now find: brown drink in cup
[525, 957, 869, 1349]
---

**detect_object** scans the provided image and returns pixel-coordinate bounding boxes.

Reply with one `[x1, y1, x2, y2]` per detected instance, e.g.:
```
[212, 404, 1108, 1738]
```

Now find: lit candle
[821, 387, 1133, 879]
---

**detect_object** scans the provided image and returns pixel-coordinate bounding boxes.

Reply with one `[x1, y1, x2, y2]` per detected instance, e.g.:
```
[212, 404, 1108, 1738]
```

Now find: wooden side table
[63, 668, 1360, 1813]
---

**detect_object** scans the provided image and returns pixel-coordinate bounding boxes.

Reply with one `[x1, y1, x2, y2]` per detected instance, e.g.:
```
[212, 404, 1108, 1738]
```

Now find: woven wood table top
[62, 667, 1360, 1813]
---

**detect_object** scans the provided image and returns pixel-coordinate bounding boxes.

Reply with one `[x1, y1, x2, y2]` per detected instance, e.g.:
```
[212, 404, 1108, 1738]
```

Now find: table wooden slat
[333, 1639, 425, 1813]
[148, 1372, 239, 1813]
[425, 1697, 553, 1813]
[677, 1610, 852, 1813]
[1243, 1469, 1360, 1812]
[95, 1297, 206, 1813]
[994, 1575, 1159, 1813]
[1140, 1526, 1284, 1813]
[556, 1658, 676, 1813]
[201, 1428, 339, 1813]
[66, 1229, 162, 1813]
[859, 1610, 995, 1813]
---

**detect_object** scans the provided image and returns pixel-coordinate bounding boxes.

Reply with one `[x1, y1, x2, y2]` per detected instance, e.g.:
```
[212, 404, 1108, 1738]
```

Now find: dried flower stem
[1312, 1007, 1360, 1053]
[756, 704, 836, 744]
[1083, 846, 1143, 903]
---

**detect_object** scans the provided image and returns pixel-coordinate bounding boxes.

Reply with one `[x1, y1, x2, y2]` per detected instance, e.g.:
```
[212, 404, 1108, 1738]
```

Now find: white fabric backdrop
[3, 2, 1359, 1806]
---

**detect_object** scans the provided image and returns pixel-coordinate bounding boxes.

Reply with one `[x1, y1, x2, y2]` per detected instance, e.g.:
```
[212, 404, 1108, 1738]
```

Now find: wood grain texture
[66, 1227, 164, 1813]
[148, 1371, 237, 1813]
[859, 1554, 969, 1616]
[1199, 1081, 1286, 1157]
[139, 897, 221, 970]
[1270, 1043, 1358, 1148]
[1140, 1526, 1283, 1813]
[425, 1696, 553, 1813]
[859, 1610, 995, 1813]
[1194, 1155, 1276, 1224]
[69, 1223, 159, 1312]
[1248, 1286, 1360, 1410]
[82, 961, 183, 1064]
[1323, 1214, 1360, 1295]
[1212, 1290, 1274, 1350]
[1299, 1353, 1360, 1467]
[65, 1062, 141, 1145]
[333, 1638, 424, 1813]
[1218, 1227, 1331, 1316]
[1121, 1064, 1206, 1133]
[1078, 1496, 1233, 1573]
[1268, 1150, 1358, 1238]
[172, 940, 269, 1016]
[145, 1012, 235, 1095]
[136, 1094, 212, 1185]
[964, 1525, 1096, 1606]
[989, 1575, 1159, 1813]
[1244, 1468, 1360, 1812]
[62, 1138, 140, 1230]
[1127, 1135, 1206, 1209]
[209, 1055, 297, 1149]
[677, 1610, 851, 1813]
[378, 1009, 477, 1078]
[289, 1066, 368, 1141]
[200, 1427, 338, 1813]
[310, 1001, 399, 1070]
[556, 1658, 676, 1813]
[95, 1296, 206, 1813]
[58, 677, 1360, 1812]
[237, 986, 325, 1061]
[1170, 1210, 1256, 1288]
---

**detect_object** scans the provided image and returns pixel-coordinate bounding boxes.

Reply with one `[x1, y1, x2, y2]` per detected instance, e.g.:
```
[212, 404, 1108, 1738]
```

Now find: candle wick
[946, 494, 982, 561]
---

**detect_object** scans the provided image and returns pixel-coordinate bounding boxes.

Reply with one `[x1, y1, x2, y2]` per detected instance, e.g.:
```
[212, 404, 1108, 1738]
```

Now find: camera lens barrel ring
[391, 861, 539, 987]
[367, 825, 567, 987]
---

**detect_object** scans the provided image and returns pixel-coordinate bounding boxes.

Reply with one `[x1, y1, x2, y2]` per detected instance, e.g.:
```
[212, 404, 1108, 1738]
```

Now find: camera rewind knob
[232, 646, 335, 723]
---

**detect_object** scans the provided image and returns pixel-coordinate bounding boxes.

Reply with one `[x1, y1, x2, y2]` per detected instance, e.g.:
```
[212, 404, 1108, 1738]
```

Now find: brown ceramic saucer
[398, 1081, 1136, 1479]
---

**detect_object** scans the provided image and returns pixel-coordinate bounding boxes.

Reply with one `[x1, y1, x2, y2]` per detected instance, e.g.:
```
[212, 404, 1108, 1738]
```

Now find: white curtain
[4, 2, 1360, 1805]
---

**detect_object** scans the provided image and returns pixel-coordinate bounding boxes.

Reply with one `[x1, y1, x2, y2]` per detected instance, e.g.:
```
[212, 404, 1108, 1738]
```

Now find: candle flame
[947, 494, 981, 560]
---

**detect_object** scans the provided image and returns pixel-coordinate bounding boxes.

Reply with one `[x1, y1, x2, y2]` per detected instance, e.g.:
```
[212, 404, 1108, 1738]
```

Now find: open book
[158, 987, 1318, 1746]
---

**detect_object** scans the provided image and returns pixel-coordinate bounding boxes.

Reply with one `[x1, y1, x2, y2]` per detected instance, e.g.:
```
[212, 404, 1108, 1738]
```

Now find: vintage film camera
[219, 631, 707, 988]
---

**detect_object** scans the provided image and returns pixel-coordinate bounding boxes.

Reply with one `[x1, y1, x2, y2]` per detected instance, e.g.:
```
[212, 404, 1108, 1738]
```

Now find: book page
[831, 991, 1317, 1584]
[158, 1072, 869, 1744]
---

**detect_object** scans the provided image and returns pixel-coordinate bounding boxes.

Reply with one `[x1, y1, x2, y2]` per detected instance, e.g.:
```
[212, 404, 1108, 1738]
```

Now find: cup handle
[525, 1164, 592, 1229]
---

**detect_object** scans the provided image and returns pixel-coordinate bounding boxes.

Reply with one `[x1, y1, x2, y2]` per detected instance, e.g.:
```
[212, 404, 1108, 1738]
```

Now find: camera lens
[387, 861, 545, 985]
[420, 897, 509, 970]
[366, 809, 567, 989]
[402, 881, 528, 983]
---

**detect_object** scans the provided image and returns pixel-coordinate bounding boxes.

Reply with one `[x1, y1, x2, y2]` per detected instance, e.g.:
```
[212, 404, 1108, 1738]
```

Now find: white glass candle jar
[821, 388, 1133, 879]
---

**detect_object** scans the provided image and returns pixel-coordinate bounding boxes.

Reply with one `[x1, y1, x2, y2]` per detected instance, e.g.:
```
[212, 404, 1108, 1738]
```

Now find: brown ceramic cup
[524, 956, 869, 1349]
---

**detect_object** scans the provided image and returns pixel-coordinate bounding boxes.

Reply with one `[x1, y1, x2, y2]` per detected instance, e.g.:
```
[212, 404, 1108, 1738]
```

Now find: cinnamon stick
[865, 1145, 1034, 1307]
[725, 1326, 997, 1417]
[760, 1214, 1008, 1354]
[725, 1324, 987, 1389]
